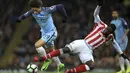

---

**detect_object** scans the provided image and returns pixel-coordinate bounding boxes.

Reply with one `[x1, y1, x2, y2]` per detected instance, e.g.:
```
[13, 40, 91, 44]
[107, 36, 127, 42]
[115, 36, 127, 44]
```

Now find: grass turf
[34, 71, 115, 73]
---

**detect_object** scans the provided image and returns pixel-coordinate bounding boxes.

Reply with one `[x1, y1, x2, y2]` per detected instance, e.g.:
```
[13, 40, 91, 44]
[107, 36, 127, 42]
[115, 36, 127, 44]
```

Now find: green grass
[38, 72, 114, 73]
[31, 71, 115, 73]
[0, 71, 116, 73]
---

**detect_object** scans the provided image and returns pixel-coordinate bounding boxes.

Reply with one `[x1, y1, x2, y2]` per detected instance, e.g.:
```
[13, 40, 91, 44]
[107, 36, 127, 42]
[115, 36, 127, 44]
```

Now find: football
[27, 63, 38, 73]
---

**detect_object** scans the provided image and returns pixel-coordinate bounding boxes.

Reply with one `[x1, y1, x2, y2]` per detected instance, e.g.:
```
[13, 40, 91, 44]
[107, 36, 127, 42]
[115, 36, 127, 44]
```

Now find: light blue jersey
[24, 5, 58, 47]
[19, 4, 67, 47]
[111, 18, 129, 50]
[25, 5, 57, 33]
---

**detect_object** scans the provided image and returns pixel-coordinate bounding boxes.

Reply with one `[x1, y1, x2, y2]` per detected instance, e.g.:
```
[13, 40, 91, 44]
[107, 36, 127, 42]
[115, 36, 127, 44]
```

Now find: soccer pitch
[24, 72, 115, 73]
[0, 71, 116, 73]
[37, 72, 115, 73]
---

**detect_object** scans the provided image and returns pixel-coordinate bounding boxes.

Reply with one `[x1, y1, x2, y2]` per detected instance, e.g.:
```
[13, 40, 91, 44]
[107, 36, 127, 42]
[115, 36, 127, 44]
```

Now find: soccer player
[34, 0, 130, 73]
[16, 0, 67, 73]
[111, 10, 130, 73]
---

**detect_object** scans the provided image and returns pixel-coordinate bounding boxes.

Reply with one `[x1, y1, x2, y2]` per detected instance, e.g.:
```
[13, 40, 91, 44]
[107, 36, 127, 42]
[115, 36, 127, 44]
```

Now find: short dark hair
[109, 24, 116, 32]
[28, 0, 43, 8]
[112, 8, 120, 14]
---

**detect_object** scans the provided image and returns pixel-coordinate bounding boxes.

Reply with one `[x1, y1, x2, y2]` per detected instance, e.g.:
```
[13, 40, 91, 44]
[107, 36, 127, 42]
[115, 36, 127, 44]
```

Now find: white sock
[85, 65, 90, 70]
[119, 56, 125, 71]
[52, 57, 62, 66]
[125, 59, 130, 67]
[36, 47, 47, 57]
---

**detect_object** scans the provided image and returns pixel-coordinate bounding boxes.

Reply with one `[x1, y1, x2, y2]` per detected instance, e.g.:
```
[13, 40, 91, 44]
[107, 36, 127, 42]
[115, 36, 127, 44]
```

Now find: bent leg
[35, 39, 47, 57]
[65, 60, 95, 73]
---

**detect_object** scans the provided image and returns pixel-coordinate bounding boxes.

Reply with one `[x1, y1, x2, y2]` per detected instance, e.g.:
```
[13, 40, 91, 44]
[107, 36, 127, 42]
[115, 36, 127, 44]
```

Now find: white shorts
[66, 39, 94, 63]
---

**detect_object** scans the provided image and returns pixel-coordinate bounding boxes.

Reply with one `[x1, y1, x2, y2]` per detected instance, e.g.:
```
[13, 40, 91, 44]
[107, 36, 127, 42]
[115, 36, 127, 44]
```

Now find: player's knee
[62, 47, 71, 53]
[89, 64, 95, 70]
[85, 60, 95, 70]
[35, 43, 40, 48]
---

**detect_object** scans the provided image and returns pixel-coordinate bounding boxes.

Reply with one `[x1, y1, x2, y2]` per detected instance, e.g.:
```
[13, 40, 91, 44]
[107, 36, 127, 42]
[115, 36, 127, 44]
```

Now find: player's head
[28, 0, 43, 13]
[103, 24, 116, 35]
[112, 10, 119, 19]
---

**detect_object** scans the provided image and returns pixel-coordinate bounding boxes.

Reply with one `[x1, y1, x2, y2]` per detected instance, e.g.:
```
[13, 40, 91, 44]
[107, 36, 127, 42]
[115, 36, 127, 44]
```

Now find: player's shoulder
[119, 17, 125, 21]
[25, 10, 33, 15]
[107, 34, 114, 40]
[111, 19, 115, 22]
[41, 7, 47, 11]
[40, 7, 49, 13]
[42, 5, 55, 12]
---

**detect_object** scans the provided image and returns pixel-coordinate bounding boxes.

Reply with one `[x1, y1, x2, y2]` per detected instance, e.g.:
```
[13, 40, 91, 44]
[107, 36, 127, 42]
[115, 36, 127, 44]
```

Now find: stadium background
[0, 0, 130, 73]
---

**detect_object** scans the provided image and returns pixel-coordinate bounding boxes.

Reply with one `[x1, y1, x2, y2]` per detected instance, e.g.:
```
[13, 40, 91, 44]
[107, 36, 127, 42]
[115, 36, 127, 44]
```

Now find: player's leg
[65, 60, 95, 73]
[34, 47, 71, 62]
[40, 31, 65, 72]
[35, 39, 47, 56]
[35, 38, 52, 71]
[35, 31, 57, 71]
[47, 46, 65, 73]
[65, 41, 95, 73]
[48, 47, 62, 66]
[116, 41, 127, 73]
[34, 40, 80, 61]
[34, 39, 83, 73]
[124, 38, 130, 73]
[117, 56, 125, 73]
[35, 46, 71, 72]
[125, 52, 130, 73]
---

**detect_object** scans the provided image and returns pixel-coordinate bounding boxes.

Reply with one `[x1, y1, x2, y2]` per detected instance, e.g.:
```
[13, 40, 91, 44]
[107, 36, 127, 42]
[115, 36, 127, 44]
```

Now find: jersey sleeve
[110, 20, 114, 24]
[121, 18, 130, 29]
[24, 10, 33, 17]
[112, 39, 123, 54]
[106, 34, 114, 41]
[45, 5, 57, 13]
[94, 5, 101, 24]
[18, 10, 33, 20]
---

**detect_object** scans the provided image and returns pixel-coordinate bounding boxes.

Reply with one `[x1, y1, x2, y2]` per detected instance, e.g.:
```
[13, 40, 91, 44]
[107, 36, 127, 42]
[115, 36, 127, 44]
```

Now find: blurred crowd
[0, 0, 130, 70]
[0, 0, 28, 58]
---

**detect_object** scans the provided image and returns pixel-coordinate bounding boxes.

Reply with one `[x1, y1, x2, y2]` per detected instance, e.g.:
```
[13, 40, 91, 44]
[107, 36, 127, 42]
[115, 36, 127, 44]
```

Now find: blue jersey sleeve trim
[18, 10, 33, 20]
[120, 18, 130, 29]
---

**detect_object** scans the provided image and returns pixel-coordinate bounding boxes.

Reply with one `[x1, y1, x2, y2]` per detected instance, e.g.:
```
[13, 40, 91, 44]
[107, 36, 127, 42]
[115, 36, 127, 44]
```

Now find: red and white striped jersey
[84, 5, 123, 55]
[84, 6, 114, 49]
[85, 21, 113, 49]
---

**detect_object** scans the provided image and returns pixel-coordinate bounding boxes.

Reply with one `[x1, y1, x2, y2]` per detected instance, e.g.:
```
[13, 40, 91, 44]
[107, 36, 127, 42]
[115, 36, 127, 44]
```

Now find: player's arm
[112, 39, 123, 54]
[122, 18, 130, 38]
[16, 10, 33, 22]
[46, 4, 68, 23]
[93, 5, 101, 23]
[94, 0, 103, 23]
[112, 39, 130, 60]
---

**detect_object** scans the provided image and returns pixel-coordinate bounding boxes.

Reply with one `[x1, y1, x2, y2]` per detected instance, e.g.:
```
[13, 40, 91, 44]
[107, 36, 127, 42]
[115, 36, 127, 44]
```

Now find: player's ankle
[33, 56, 40, 62]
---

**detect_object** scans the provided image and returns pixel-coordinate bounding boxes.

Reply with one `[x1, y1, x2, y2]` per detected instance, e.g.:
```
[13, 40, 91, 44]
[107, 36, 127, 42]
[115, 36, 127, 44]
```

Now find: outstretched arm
[46, 4, 68, 23]
[16, 10, 33, 22]
[112, 39, 130, 60]
[112, 39, 123, 54]
[94, 0, 103, 23]
[56, 4, 68, 23]
[121, 18, 130, 42]
[93, 5, 101, 23]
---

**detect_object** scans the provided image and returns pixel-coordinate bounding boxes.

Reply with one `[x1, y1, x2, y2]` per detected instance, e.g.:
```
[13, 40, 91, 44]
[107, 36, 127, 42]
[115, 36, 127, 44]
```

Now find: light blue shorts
[41, 29, 57, 48]
[117, 37, 128, 51]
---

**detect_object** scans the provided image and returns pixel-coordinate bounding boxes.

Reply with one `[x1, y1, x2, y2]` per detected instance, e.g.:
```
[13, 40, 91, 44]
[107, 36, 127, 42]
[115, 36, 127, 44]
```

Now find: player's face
[103, 27, 113, 35]
[112, 11, 119, 19]
[31, 7, 42, 14]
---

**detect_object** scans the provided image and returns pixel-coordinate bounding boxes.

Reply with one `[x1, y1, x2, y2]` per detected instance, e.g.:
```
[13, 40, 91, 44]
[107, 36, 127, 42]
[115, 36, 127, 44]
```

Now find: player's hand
[121, 54, 130, 61]
[16, 18, 21, 23]
[97, 0, 104, 6]
[62, 17, 67, 23]
[33, 56, 44, 62]
[122, 35, 126, 43]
